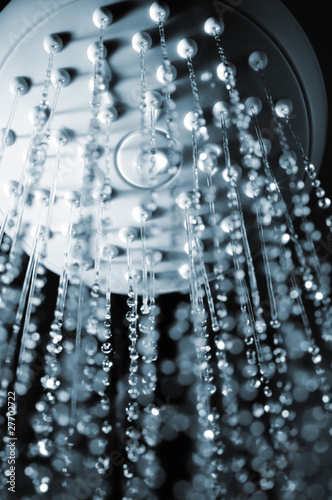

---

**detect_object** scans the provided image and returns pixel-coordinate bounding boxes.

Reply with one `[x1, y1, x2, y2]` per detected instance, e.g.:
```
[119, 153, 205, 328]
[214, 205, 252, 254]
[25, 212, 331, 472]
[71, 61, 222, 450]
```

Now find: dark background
[282, 0, 331, 199]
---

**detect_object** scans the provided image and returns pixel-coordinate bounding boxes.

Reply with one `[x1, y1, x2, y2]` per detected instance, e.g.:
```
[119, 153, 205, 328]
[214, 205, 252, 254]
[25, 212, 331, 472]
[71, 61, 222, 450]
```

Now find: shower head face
[0, 0, 326, 294]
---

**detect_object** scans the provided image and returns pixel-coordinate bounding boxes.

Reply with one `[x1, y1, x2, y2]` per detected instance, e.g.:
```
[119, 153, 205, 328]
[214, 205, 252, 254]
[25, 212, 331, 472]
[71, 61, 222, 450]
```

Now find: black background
[282, 0, 331, 199]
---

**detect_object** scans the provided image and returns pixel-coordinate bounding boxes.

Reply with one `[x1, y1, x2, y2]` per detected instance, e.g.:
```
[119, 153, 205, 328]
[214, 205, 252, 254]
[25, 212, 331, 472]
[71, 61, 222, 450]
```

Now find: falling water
[45, 84, 61, 136]
[55, 195, 78, 327]
[6, 217, 43, 352]
[257, 67, 326, 283]
[0, 5, 331, 500]
[103, 251, 113, 344]
[149, 101, 157, 176]
[41, 56, 54, 110]
[209, 35, 272, 337]
[211, 37, 330, 399]
[191, 121, 201, 210]
[195, 236, 219, 332]
[8, 134, 44, 264]
[8, 69, 66, 264]
[147, 251, 157, 310]
[209, 30, 281, 336]
[183, 202, 199, 313]
[282, 107, 331, 222]
[250, 173, 280, 329]
[227, 192, 266, 387]
[185, 53, 204, 123]
[0, 91, 20, 165]
[43, 139, 64, 257]
[251, 112, 332, 335]
[204, 160, 221, 252]
[175, 188, 223, 497]
[140, 45, 148, 145]
[0, 209, 10, 247]
[124, 234, 142, 488]
[156, 10, 177, 149]
[70, 265, 86, 424]
[16, 236, 42, 375]
[157, 14, 168, 65]
[93, 197, 104, 294]
[140, 215, 149, 314]
[14, 153, 64, 384]
[90, 25, 106, 118]
[27, 193, 79, 477]
[220, 114, 267, 335]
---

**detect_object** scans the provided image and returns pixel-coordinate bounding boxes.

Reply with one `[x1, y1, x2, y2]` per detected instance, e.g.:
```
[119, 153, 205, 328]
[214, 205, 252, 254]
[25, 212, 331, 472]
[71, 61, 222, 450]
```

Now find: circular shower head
[0, 0, 327, 294]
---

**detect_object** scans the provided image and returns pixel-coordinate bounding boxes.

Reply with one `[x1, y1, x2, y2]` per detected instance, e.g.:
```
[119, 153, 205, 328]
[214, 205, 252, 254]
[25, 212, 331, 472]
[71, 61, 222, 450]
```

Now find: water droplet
[270, 319, 281, 329]
[101, 343, 112, 354]
[264, 386, 272, 398]
[126, 311, 137, 322]
[126, 401, 140, 421]
[102, 358, 113, 372]
[127, 296, 136, 308]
